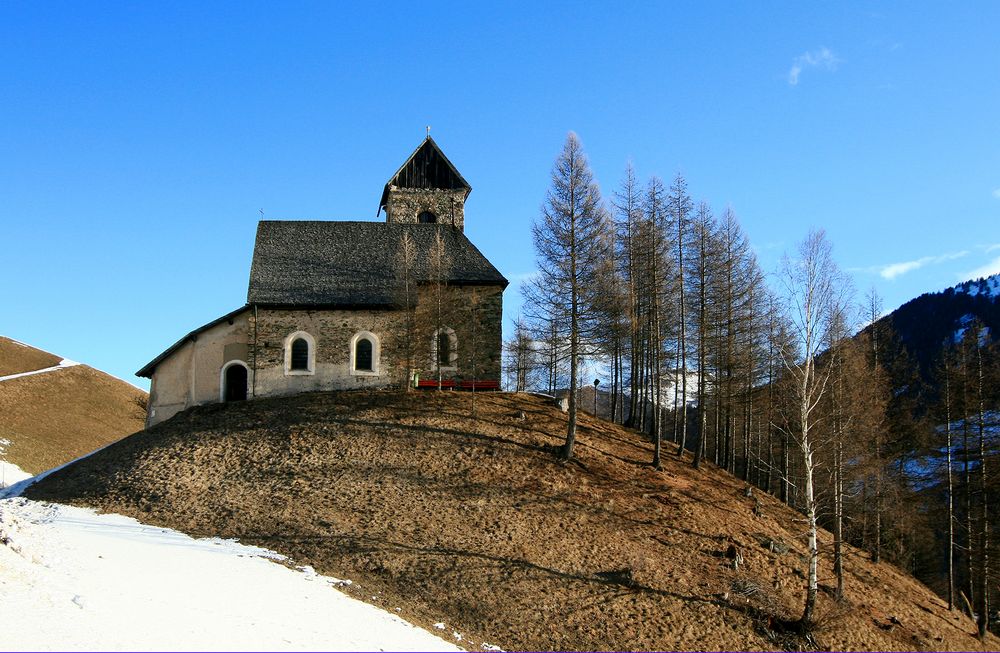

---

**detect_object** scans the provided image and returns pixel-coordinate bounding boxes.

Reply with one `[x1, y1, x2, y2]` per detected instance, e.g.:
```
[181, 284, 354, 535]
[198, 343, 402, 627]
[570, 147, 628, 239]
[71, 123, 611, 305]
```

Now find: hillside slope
[26, 391, 997, 652]
[0, 337, 61, 376]
[0, 336, 147, 479]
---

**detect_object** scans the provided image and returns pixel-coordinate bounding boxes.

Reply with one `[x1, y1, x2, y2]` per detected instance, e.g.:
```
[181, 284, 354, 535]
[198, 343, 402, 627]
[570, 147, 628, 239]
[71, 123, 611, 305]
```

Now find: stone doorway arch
[221, 361, 248, 402]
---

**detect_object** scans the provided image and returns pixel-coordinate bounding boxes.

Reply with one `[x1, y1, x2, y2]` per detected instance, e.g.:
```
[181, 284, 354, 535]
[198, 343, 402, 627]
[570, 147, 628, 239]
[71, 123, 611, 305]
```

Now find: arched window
[437, 331, 450, 367]
[283, 331, 316, 375]
[418, 210, 437, 224]
[290, 338, 309, 370]
[355, 338, 373, 371]
[220, 361, 248, 402]
[349, 331, 380, 376]
[432, 327, 458, 370]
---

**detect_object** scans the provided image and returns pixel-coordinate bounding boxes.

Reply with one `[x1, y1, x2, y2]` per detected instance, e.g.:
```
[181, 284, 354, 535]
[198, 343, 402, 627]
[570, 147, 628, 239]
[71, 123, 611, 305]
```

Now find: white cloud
[788, 48, 841, 86]
[876, 251, 968, 280]
[962, 256, 1000, 281]
[992, 188, 1000, 199]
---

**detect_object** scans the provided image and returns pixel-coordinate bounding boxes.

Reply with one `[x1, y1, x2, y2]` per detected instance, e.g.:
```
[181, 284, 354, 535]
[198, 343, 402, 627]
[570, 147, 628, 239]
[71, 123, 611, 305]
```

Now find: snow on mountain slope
[0, 357, 80, 383]
[0, 497, 462, 652]
[954, 273, 1000, 298]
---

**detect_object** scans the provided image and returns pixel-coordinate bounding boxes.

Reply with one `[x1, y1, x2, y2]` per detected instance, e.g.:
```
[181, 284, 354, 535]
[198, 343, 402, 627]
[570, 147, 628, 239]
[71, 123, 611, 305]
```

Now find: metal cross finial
[259, 208, 264, 219]
[426, 125, 431, 137]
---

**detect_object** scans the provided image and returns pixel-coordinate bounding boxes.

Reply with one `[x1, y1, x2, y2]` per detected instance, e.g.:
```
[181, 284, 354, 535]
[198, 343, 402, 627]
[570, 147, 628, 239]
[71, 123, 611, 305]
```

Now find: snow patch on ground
[0, 439, 33, 489]
[0, 358, 81, 383]
[0, 443, 117, 500]
[0, 460, 32, 489]
[0, 497, 462, 651]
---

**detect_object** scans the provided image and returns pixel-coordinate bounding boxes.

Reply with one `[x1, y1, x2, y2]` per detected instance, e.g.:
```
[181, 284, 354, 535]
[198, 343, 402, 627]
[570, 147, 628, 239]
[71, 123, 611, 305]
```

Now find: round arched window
[290, 337, 309, 370]
[355, 338, 373, 371]
[418, 211, 437, 224]
[437, 331, 451, 366]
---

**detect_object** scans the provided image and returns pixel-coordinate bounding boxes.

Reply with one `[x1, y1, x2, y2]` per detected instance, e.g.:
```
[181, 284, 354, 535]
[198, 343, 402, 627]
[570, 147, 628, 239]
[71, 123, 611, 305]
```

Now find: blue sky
[2, 1, 999, 389]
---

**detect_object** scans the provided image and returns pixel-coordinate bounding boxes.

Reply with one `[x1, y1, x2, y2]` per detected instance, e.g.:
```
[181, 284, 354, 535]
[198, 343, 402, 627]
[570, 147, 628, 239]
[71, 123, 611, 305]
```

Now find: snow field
[0, 497, 462, 651]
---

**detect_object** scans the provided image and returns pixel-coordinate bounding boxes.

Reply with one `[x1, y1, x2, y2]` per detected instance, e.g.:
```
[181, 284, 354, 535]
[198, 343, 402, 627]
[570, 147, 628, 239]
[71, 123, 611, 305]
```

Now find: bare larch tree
[529, 132, 608, 461]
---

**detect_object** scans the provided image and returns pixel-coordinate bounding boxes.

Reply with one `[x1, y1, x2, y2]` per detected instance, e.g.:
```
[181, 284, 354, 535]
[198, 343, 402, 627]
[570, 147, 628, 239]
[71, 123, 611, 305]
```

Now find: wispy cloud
[788, 47, 841, 86]
[992, 188, 1000, 199]
[962, 256, 1000, 281]
[863, 251, 969, 280]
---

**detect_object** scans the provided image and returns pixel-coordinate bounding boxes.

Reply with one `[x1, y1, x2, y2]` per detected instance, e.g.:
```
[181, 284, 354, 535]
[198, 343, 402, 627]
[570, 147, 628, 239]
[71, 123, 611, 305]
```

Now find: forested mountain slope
[875, 274, 999, 381]
[26, 390, 996, 652]
[851, 274, 1000, 631]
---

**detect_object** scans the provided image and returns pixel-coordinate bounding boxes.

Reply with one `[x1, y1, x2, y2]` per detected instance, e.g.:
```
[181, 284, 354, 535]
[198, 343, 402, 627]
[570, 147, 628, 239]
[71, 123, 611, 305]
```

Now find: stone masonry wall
[384, 188, 467, 231]
[248, 283, 502, 394]
[406, 284, 503, 382]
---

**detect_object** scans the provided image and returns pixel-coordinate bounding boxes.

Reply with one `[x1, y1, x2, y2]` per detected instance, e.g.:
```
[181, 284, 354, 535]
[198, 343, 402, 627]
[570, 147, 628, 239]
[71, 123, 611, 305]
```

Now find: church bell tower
[378, 136, 471, 232]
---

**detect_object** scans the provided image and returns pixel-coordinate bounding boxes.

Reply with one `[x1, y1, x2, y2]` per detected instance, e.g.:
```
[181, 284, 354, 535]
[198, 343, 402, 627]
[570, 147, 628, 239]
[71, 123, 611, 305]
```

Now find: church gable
[381, 137, 471, 196]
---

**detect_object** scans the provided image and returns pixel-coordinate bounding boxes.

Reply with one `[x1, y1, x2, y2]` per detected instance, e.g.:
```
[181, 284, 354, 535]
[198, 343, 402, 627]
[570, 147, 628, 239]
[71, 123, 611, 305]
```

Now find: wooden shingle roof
[247, 220, 507, 307]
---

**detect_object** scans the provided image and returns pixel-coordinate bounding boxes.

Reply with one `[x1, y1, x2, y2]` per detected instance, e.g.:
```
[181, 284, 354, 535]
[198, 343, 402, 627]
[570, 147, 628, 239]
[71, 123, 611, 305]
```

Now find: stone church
[138, 137, 508, 427]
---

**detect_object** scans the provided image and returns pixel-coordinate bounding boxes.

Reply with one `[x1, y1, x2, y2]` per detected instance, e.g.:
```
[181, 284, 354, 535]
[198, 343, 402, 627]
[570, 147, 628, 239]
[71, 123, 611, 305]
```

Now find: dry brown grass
[0, 336, 61, 376]
[27, 390, 999, 652]
[0, 362, 147, 474]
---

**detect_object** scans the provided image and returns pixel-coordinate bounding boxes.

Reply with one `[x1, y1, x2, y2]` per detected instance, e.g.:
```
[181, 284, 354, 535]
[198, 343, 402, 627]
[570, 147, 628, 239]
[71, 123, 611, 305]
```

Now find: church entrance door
[224, 363, 248, 401]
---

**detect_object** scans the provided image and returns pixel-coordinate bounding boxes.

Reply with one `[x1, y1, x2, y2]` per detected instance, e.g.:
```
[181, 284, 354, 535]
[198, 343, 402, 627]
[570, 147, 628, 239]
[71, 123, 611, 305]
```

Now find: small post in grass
[593, 378, 600, 418]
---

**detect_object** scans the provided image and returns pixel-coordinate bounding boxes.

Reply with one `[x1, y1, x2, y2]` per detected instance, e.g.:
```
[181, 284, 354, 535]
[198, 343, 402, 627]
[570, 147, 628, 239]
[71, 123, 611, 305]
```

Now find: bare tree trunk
[563, 187, 581, 460]
[962, 344, 974, 606]
[670, 175, 691, 457]
[801, 434, 820, 626]
[976, 343, 989, 638]
[834, 421, 844, 601]
[691, 208, 710, 468]
[944, 356, 955, 610]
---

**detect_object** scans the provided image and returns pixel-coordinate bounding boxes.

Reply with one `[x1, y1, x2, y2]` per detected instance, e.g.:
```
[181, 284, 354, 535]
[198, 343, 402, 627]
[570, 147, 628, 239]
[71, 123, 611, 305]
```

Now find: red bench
[458, 379, 501, 391]
[416, 378, 456, 389]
